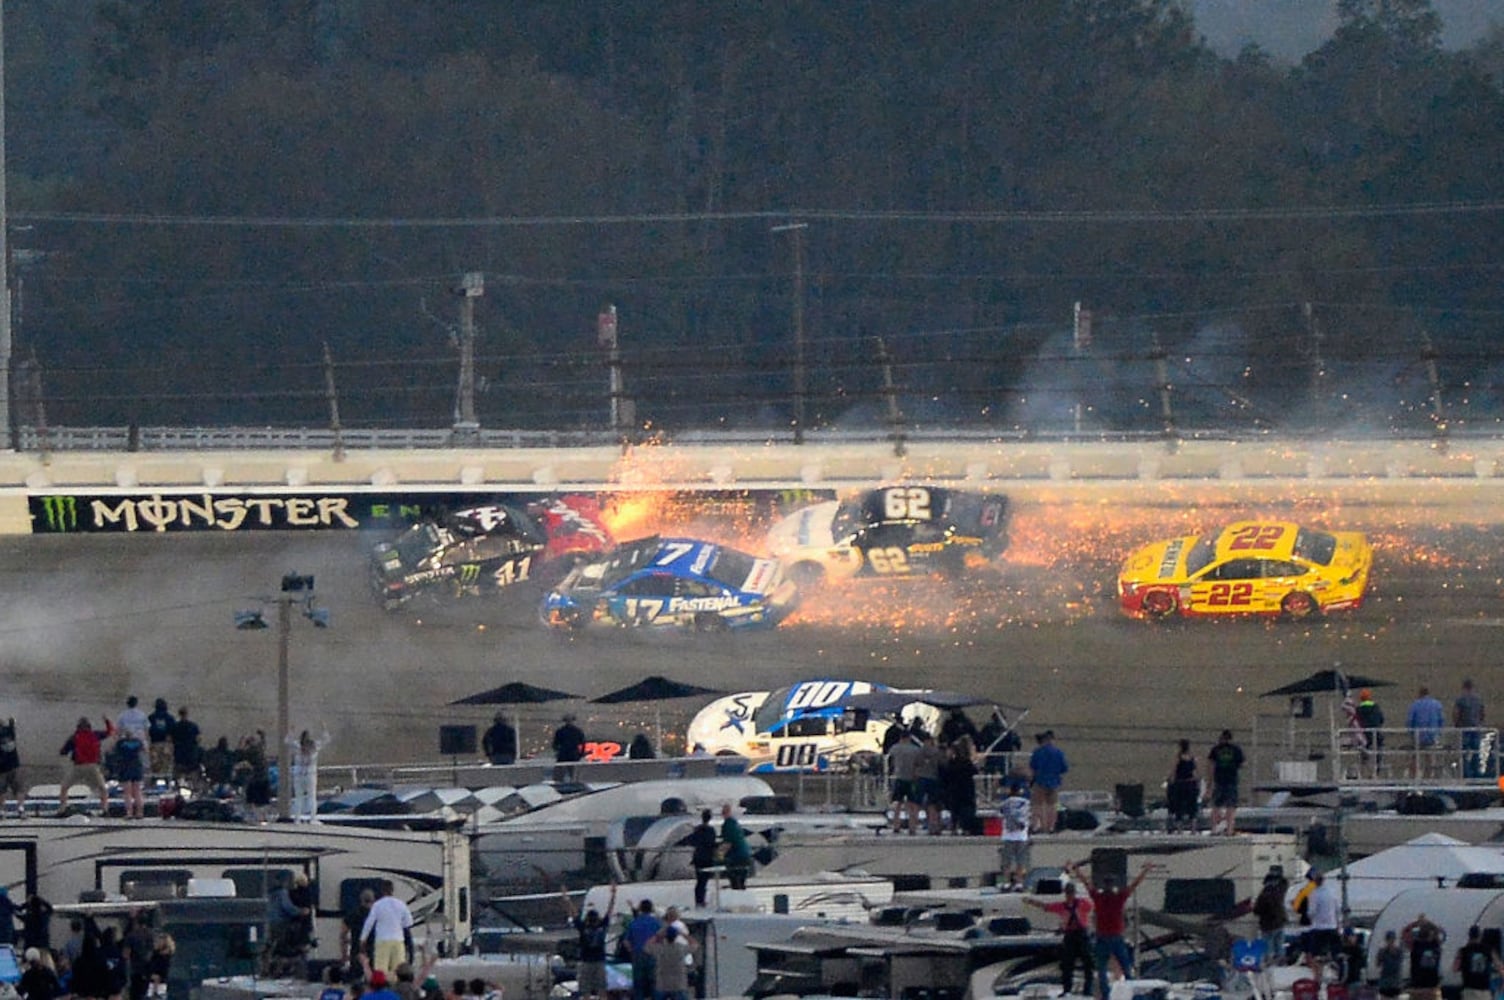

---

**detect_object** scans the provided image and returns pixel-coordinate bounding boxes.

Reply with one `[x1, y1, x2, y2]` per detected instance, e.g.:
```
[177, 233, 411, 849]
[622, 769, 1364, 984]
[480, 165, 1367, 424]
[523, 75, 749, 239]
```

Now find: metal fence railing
[16, 423, 1504, 454]
[1253, 714, 1499, 788]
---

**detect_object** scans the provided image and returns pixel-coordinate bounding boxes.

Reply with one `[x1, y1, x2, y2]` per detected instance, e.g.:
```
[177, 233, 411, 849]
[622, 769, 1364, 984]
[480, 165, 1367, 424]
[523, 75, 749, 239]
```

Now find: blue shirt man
[1407, 687, 1445, 746]
[1028, 730, 1068, 834]
[625, 900, 663, 1000]
[1407, 686, 1446, 779]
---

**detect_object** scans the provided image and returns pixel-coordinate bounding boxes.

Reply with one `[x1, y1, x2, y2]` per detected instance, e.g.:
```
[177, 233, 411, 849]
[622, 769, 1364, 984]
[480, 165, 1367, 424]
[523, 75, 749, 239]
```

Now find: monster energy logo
[38, 496, 79, 532]
[458, 564, 481, 584]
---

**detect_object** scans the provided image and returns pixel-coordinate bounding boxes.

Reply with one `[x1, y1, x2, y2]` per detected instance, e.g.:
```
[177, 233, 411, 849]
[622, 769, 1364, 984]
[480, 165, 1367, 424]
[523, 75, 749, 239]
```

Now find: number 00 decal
[776, 743, 819, 767]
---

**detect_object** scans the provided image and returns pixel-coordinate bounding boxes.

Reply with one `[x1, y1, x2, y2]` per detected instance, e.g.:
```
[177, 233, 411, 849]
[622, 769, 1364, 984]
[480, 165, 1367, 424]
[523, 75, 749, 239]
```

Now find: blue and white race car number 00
[786, 680, 855, 712]
[776, 743, 820, 768]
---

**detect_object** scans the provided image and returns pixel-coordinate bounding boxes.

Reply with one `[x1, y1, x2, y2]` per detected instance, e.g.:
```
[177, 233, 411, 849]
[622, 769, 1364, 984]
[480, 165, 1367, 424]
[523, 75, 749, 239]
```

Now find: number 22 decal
[1206, 582, 1254, 606]
[1228, 525, 1282, 551]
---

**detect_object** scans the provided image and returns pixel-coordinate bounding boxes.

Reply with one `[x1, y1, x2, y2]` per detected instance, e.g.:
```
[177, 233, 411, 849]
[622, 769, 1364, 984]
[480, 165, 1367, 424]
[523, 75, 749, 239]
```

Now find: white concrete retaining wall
[2, 437, 1503, 534]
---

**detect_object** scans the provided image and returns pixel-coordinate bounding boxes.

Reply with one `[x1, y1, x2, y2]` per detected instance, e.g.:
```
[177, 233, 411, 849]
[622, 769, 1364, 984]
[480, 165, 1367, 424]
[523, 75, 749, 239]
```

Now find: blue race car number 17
[623, 597, 665, 621]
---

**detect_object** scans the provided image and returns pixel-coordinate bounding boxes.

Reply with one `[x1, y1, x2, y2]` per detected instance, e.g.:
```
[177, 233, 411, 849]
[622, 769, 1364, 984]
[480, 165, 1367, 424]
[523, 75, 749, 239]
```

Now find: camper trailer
[0, 819, 471, 965]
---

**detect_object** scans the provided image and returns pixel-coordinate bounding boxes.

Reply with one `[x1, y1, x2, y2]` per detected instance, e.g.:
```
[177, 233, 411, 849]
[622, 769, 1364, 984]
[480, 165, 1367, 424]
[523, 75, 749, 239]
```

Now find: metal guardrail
[15, 423, 1504, 453]
[15, 425, 622, 452]
[1254, 716, 1500, 789]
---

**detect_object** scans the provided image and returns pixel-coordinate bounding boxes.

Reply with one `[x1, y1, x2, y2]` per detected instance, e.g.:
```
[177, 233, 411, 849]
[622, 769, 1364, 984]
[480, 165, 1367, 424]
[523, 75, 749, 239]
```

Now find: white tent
[1370, 887, 1504, 987]
[1337, 832, 1504, 918]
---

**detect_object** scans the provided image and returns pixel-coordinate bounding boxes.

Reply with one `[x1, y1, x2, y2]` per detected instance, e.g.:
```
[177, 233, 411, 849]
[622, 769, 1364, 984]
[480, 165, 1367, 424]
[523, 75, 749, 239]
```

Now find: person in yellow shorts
[359, 880, 413, 976]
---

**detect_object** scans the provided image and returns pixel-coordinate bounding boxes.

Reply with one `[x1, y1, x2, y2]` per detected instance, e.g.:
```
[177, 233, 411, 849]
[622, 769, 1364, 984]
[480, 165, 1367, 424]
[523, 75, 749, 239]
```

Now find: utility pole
[1073, 302, 1093, 434]
[1304, 302, 1326, 411]
[1150, 331, 1176, 449]
[453, 272, 483, 443]
[876, 337, 906, 458]
[276, 595, 292, 820]
[28, 350, 47, 462]
[772, 222, 808, 444]
[322, 342, 344, 462]
[1421, 329, 1448, 445]
[598, 304, 627, 440]
[0, 0, 13, 452]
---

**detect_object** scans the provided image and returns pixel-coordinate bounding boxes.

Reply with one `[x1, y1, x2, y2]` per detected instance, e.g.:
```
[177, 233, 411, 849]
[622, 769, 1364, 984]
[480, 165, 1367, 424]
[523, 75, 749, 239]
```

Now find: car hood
[1326, 531, 1373, 575]
[685, 691, 772, 752]
[767, 501, 841, 555]
[1120, 534, 1200, 584]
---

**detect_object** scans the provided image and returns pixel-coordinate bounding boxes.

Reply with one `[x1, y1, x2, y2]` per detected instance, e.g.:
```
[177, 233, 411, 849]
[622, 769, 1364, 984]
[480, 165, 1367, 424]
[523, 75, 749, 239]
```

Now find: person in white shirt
[360, 880, 414, 975]
[997, 780, 1032, 891]
[1302, 871, 1342, 979]
[118, 696, 150, 740]
[285, 728, 331, 823]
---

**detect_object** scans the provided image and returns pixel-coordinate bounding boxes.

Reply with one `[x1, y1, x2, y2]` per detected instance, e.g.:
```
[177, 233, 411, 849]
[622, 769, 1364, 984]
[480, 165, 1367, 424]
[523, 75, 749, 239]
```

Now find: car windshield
[753, 686, 796, 735]
[1292, 528, 1338, 565]
[392, 523, 443, 567]
[574, 537, 662, 591]
[830, 502, 862, 543]
[1185, 536, 1216, 576]
[705, 547, 757, 590]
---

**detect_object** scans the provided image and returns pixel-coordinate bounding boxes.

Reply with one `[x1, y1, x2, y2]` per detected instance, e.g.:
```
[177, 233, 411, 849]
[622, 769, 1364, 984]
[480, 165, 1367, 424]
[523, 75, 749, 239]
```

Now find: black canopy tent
[589, 675, 725, 755]
[450, 681, 581, 760]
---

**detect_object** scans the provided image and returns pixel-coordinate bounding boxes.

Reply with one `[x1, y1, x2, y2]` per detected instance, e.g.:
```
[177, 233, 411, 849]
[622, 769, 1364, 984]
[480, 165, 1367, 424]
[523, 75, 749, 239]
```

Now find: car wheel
[788, 562, 825, 588]
[1281, 591, 1320, 619]
[1141, 589, 1179, 619]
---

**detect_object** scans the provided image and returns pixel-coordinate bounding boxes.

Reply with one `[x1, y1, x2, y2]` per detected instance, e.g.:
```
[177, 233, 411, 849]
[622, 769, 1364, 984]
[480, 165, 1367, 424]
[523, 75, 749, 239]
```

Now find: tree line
[7, 0, 1504, 434]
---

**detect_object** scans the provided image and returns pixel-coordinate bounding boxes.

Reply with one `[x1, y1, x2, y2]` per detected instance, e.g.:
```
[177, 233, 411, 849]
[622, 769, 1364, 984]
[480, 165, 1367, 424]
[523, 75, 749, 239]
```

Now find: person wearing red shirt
[1024, 881, 1095, 995]
[59, 716, 115, 815]
[1066, 860, 1153, 1000]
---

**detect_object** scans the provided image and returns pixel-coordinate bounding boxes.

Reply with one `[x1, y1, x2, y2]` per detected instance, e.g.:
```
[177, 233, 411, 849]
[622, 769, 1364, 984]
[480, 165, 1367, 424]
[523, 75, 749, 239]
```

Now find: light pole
[772, 222, 808, 444]
[1, 0, 13, 450]
[453, 272, 483, 443]
[237, 574, 328, 820]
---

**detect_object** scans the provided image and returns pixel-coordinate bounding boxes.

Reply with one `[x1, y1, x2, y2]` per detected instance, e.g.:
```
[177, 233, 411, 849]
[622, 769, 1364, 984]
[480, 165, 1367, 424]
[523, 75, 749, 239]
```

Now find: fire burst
[589, 475, 1490, 635]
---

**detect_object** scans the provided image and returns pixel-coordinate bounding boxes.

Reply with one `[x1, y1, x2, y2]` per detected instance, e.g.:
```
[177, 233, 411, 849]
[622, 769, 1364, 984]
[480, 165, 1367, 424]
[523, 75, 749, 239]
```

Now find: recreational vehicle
[0, 819, 471, 965]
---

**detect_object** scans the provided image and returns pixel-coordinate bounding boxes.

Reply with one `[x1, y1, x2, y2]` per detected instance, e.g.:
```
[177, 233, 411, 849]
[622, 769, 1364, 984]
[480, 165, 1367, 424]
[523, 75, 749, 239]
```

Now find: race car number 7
[655, 542, 696, 565]
[1228, 525, 1282, 551]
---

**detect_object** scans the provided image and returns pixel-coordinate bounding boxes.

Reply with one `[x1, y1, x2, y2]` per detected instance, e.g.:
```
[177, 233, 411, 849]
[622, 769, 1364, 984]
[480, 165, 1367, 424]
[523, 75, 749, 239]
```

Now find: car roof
[856, 485, 953, 523]
[1210, 521, 1302, 562]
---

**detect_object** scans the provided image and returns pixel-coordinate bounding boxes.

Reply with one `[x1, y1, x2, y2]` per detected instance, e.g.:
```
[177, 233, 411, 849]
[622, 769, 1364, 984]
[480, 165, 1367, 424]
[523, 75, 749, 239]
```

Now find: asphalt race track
[3, 482, 1502, 793]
